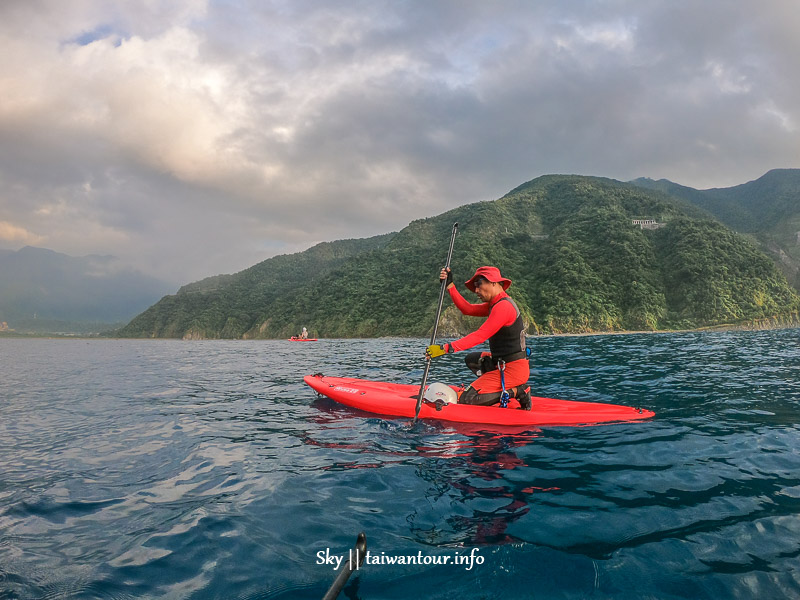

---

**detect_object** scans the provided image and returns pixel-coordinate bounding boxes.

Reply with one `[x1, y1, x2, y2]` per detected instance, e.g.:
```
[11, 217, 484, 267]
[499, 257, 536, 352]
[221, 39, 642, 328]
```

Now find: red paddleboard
[289, 337, 318, 341]
[304, 375, 654, 427]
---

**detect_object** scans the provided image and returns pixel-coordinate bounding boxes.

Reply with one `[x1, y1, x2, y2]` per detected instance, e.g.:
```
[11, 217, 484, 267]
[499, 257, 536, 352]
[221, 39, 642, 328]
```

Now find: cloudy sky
[1, 0, 798, 285]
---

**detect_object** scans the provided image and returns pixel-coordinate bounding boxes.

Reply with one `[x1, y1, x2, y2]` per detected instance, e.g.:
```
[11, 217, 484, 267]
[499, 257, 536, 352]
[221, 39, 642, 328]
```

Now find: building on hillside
[632, 219, 664, 230]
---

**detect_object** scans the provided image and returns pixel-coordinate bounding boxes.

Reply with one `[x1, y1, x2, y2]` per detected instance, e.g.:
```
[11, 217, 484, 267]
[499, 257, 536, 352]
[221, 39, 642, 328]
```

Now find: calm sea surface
[1, 330, 799, 599]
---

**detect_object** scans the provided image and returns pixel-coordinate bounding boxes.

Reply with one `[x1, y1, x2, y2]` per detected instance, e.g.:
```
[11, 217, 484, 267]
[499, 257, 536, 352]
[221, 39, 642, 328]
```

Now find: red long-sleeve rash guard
[447, 287, 518, 352]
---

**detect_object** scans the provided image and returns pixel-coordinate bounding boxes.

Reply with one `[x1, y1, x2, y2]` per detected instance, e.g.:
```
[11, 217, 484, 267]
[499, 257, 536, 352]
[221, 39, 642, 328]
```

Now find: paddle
[413, 221, 459, 422]
[322, 532, 367, 600]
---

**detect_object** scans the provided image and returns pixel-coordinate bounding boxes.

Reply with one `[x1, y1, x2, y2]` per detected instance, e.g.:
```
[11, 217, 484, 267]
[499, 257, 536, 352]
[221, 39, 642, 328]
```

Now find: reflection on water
[408, 429, 545, 547]
[1, 330, 799, 599]
[308, 398, 546, 546]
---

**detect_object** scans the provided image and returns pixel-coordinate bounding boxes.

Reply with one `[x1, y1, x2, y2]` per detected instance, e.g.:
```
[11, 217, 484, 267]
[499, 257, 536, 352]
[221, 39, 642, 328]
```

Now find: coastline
[3, 317, 799, 341]
[533, 314, 800, 339]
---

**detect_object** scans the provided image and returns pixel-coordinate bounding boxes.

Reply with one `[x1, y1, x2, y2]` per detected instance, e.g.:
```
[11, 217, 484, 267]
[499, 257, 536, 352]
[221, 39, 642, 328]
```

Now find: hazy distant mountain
[631, 169, 800, 289]
[0, 246, 172, 333]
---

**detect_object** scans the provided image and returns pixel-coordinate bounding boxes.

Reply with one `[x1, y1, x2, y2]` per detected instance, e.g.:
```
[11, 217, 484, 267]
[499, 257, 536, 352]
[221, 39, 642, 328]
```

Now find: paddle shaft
[414, 222, 458, 421]
[321, 532, 367, 600]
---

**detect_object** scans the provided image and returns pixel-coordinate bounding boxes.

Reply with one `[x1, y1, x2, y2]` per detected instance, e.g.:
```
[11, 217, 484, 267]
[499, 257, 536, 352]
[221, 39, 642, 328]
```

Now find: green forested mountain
[117, 233, 395, 338]
[117, 175, 800, 338]
[631, 169, 800, 289]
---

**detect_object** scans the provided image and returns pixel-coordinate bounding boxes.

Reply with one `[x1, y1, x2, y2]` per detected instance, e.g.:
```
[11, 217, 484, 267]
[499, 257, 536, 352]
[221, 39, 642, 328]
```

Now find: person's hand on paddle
[426, 343, 452, 359]
[439, 267, 453, 288]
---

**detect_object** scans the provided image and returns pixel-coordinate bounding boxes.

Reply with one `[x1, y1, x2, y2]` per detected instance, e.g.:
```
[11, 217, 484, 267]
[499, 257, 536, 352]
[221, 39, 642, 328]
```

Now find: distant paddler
[426, 266, 531, 410]
[289, 327, 316, 341]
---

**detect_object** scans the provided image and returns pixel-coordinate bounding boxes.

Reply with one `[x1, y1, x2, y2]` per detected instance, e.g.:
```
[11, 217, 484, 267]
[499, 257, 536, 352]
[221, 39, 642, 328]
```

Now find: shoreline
[534, 317, 800, 339]
[3, 319, 799, 341]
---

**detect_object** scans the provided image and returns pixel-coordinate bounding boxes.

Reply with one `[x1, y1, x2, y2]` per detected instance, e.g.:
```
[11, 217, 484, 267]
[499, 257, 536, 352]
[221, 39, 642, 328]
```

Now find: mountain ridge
[116, 173, 800, 339]
[630, 168, 800, 289]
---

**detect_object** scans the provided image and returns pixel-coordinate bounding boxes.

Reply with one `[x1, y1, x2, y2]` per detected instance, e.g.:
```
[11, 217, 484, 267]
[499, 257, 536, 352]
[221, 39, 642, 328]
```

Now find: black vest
[488, 296, 527, 361]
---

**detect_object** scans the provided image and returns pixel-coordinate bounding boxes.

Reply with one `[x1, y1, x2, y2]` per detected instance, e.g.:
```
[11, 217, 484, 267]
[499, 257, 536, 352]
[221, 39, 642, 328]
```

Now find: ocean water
[1, 329, 799, 599]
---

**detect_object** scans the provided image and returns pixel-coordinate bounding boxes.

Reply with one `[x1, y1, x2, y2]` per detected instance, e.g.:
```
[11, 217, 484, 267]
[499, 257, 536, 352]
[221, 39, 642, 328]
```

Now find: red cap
[465, 266, 512, 292]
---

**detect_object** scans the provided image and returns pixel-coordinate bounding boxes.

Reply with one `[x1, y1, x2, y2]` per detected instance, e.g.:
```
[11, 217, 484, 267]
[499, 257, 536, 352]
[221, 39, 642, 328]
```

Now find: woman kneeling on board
[426, 266, 531, 410]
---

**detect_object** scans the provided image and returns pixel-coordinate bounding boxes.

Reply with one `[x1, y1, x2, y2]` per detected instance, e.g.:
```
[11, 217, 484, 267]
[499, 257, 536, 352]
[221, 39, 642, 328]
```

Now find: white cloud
[706, 61, 752, 95]
[0, 220, 44, 245]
